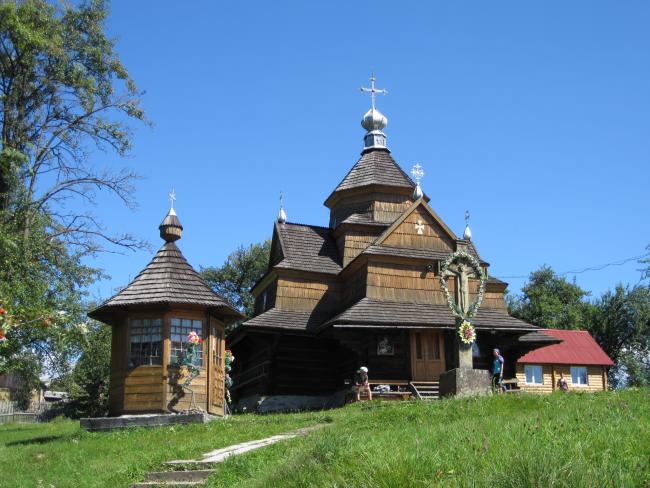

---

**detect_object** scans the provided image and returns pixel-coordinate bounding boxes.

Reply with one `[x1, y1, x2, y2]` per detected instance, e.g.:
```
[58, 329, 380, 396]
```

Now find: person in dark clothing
[354, 366, 372, 401]
[492, 348, 505, 393]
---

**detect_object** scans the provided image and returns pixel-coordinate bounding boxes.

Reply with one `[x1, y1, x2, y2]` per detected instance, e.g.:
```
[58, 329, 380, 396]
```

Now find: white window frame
[571, 366, 589, 386]
[524, 365, 544, 385]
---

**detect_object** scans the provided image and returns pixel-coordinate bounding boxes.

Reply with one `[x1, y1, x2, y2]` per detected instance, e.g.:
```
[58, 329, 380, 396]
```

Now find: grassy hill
[1, 389, 648, 487]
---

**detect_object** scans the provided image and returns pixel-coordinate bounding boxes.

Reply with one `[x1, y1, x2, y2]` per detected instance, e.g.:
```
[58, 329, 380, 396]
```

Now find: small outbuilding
[516, 329, 614, 392]
[89, 205, 242, 416]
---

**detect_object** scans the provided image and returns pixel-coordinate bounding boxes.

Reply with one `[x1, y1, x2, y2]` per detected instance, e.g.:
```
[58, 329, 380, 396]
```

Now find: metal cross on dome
[168, 188, 176, 209]
[411, 163, 424, 183]
[360, 74, 387, 110]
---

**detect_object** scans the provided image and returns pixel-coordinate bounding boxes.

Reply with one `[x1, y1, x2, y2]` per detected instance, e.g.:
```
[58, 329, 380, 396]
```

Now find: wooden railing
[230, 361, 271, 391]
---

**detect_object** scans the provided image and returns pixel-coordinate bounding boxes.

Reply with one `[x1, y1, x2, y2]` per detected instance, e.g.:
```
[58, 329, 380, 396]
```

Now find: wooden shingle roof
[322, 298, 538, 331]
[325, 149, 414, 206]
[89, 241, 241, 321]
[274, 223, 342, 275]
[241, 308, 330, 332]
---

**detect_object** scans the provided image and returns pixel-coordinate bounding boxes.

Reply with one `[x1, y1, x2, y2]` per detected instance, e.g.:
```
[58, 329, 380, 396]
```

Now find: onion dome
[361, 108, 388, 132]
[463, 224, 472, 240]
[277, 206, 287, 224]
[159, 207, 183, 242]
[463, 210, 472, 240]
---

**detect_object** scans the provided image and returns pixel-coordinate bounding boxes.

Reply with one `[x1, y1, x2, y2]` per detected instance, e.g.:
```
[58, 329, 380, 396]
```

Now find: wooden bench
[501, 378, 520, 393]
[352, 379, 413, 401]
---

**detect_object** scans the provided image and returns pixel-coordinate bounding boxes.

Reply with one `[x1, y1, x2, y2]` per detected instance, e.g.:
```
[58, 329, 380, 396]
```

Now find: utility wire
[494, 252, 650, 280]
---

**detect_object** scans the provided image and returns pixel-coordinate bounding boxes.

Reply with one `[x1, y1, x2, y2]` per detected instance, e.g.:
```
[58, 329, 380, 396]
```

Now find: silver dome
[361, 108, 388, 132]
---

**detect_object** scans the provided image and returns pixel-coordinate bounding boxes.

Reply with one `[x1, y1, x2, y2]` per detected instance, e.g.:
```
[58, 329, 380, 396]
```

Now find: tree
[640, 244, 650, 282]
[0, 0, 146, 395]
[201, 240, 271, 322]
[589, 284, 650, 387]
[507, 266, 595, 329]
[0, 0, 147, 253]
[68, 321, 111, 417]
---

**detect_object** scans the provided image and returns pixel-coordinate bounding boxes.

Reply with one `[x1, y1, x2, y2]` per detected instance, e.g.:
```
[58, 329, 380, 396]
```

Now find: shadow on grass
[6, 434, 69, 446]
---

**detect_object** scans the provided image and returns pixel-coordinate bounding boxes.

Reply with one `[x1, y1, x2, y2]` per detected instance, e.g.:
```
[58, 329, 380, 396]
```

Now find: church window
[571, 366, 588, 386]
[129, 318, 162, 367]
[524, 365, 543, 384]
[170, 318, 203, 367]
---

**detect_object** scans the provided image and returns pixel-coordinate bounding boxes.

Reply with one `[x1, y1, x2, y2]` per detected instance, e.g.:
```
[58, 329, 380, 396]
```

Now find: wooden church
[89, 204, 242, 416]
[229, 77, 556, 408]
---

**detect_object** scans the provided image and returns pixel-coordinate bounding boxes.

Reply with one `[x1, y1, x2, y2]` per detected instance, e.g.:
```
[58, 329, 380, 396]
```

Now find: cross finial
[411, 163, 425, 184]
[360, 73, 388, 110]
[465, 210, 470, 226]
[168, 188, 176, 210]
[277, 190, 287, 224]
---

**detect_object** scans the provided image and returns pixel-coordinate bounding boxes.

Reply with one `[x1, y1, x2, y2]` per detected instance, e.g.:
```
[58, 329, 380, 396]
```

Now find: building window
[170, 318, 203, 367]
[524, 365, 543, 385]
[129, 318, 162, 367]
[571, 366, 588, 386]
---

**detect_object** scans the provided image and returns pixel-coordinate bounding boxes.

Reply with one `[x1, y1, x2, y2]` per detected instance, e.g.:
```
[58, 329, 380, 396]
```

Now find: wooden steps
[410, 381, 440, 400]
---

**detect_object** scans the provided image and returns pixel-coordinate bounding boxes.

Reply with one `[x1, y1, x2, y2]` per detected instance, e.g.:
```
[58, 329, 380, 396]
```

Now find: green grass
[1, 390, 648, 487]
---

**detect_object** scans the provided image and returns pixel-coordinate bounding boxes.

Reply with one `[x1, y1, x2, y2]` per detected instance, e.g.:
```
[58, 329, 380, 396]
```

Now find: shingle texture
[323, 298, 538, 331]
[275, 223, 342, 275]
[363, 244, 488, 266]
[90, 242, 239, 317]
[242, 308, 330, 332]
[518, 329, 614, 365]
[329, 149, 414, 195]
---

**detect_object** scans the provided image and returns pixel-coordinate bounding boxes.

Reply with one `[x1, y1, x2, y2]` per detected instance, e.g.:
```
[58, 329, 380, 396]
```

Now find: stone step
[130, 481, 205, 487]
[145, 470, 215, 483]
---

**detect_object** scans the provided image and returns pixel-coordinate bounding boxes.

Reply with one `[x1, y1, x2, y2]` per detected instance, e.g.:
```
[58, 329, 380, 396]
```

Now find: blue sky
[85, 1, 650, 303]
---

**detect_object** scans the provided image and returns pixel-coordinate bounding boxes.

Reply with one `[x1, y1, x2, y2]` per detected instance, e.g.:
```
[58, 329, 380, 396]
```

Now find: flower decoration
[458, 320, 476, 345]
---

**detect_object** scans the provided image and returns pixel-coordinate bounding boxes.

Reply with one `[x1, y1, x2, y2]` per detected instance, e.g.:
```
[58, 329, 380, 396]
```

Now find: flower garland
[439, 250, 487, 321]
[458, 320, 476, 345]
[224, 349, 234, 405]
[439, 250, 487, 345]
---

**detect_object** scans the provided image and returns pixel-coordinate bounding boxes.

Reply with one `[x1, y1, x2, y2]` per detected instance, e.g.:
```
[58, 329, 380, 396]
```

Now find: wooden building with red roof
[516, 329, 614, 392]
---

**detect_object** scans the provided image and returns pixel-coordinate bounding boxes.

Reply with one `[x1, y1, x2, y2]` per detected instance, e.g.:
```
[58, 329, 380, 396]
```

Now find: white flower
[75, 322, 89, 334]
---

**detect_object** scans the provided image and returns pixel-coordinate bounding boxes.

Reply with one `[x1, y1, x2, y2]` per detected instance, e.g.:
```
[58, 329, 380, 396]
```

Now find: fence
[0, 400, 48, 424]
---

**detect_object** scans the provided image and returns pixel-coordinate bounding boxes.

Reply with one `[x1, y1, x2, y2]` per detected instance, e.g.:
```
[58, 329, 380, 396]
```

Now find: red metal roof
[518, 329, 614, 366]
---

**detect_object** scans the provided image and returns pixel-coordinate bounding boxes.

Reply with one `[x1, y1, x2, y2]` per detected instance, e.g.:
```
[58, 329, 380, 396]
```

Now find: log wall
[516, 364, 607, 392]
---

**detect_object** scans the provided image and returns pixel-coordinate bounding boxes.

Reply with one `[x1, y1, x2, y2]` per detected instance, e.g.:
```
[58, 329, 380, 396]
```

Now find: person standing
[492, 348, 505, 392]
[354, 366, 372, 401]
[557, 372, 569, 392]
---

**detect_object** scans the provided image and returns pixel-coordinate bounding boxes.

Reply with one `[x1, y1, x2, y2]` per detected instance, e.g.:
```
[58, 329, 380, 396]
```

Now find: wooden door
[209, 322, 225, 416]
[410, 330, 446, 381]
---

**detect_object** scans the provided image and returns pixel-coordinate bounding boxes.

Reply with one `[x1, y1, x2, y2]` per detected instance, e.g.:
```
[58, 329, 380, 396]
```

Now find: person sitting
[354, 366, 372, 401]
[557, 372, 569, 392]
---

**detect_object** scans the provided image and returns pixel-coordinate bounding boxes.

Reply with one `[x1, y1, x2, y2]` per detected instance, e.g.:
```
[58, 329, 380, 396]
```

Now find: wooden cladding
[276, 277, 339, 312]
[123, 366, 163, 412]
[337, 230, 380, 267]
[383, 206, 454, 251]
[329, 191, 413, 228]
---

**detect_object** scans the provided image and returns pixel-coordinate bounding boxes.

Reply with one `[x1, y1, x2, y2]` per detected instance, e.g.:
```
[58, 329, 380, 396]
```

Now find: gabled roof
[322, 298, 538, 331]
[373, 197, 458, 247]
[273, 222, 342, 275]
[89, 242, 241, 321]
[325, 149, 415, 206]
[518, 329, 614, 366]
